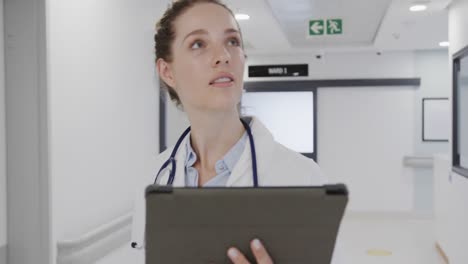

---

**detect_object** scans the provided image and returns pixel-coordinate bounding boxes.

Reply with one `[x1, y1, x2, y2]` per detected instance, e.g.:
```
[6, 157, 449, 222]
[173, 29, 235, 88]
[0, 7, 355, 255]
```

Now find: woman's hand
[227, 239, 274, 264]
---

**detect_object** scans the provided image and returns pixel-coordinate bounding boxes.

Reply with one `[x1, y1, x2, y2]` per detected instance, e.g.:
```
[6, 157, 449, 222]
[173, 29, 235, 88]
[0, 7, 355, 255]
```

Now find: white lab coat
[130, 116, 332, 262]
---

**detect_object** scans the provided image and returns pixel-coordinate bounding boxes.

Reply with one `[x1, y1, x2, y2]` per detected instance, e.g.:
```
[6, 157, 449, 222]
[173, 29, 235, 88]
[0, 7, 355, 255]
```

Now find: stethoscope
[154, 119, 259, 187]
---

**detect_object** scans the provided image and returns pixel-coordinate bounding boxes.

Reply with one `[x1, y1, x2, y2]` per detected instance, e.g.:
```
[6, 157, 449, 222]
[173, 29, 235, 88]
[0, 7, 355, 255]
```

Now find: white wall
[414, 50, 451, 154]
[241, 50, 450, 212]
[164, 51, 422, 212]
[167, 51, 418, 152]
[244, 51, 416, 81]
[4, 0, 51, 262]
[449, 0, 468, 54]
[164, 48, 451, 214]
[434, 0, 468, 263]
[0, 0, 7, 249]
[47, 0, 161, 253]
[318, 86, 416, 212]
[413, 50, 451, 213]
[434, 155, 468, 264]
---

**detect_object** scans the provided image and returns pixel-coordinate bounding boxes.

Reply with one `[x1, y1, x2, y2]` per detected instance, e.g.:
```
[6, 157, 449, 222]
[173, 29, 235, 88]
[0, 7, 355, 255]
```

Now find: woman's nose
[215, 59, 229, 65]
[213, 47, 231, 66]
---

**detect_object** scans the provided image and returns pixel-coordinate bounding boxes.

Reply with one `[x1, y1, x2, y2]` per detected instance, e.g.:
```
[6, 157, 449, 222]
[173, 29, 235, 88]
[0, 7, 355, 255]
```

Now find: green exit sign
[309, 19, 343, 36]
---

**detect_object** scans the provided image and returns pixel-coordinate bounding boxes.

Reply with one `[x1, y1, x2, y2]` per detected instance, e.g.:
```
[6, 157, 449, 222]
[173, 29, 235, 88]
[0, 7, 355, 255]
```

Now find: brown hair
[155, 0, 243, 107]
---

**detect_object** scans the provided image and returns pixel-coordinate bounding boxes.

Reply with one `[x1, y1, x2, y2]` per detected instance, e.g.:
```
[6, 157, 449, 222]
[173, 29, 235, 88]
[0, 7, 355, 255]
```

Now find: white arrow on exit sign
[309, 20, 324, 35]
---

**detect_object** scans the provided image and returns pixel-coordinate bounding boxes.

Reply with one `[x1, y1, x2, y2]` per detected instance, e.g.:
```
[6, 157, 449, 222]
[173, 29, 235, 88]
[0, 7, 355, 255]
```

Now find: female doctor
[131, 0, 326, 263]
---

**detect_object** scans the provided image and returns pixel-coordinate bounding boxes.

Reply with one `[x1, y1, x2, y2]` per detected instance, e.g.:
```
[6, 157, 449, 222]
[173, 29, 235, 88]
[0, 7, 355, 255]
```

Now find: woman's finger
[227, 247, 251, 264]
[250, 239, 274, 264]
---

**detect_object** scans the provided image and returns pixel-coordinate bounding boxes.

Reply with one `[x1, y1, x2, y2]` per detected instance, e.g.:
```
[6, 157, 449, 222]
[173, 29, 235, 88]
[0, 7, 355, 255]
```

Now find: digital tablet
[145, 184, 348, 264]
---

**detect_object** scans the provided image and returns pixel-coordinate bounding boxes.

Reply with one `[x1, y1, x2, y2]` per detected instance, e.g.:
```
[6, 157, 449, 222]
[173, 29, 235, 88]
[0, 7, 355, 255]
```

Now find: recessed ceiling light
[439, 41, 450, 47]
[410, 4, 427, 12]
[235, 13, 250, 20]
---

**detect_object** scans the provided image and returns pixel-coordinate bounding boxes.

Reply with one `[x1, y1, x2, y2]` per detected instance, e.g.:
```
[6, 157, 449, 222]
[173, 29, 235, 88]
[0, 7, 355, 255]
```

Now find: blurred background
[1, 0, 467, 263]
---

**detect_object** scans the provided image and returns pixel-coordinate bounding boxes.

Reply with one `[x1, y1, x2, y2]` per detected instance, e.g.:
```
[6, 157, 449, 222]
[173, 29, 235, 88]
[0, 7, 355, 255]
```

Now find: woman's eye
[228, 38, 240, 46]
[191, 40, 204, 49]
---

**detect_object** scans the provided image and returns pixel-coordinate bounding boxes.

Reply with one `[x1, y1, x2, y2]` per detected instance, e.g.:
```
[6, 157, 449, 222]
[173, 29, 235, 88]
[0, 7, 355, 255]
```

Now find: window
[453, 45, 468, 178]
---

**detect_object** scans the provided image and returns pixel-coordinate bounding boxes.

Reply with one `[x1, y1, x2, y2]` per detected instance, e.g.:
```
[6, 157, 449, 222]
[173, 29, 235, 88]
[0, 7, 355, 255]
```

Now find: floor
[97, 213, 446, 264]
[334, 213, 445, 264]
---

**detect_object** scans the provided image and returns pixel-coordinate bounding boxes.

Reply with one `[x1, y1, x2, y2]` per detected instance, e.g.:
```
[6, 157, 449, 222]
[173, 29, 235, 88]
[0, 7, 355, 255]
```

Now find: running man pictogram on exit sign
[327, 19, 342, 35]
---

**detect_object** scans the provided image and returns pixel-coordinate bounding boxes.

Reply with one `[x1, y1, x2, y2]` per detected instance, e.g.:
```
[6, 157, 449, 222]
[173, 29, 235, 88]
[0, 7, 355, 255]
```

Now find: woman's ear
[156, 58, 176, 89]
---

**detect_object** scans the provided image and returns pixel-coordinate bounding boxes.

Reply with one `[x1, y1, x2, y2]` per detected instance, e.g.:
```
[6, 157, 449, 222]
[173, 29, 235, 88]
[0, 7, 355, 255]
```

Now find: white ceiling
[268, 0, 391, 48]
[224, 0, 451, 55]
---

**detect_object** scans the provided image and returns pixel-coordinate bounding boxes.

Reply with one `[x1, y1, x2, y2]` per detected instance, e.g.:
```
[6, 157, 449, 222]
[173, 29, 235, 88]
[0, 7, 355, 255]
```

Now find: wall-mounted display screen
[161, 90, 317, 160]
[242, 91, 316, 159]
[422, 98, 450, 142]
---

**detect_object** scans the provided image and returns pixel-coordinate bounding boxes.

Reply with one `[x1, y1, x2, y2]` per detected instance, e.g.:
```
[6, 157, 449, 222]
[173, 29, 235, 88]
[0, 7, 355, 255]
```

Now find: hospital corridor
[1, 0, 468, 263]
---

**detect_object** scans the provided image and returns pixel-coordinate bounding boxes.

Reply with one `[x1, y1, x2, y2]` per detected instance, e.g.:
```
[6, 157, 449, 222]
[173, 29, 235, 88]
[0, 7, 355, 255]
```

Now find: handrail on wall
[56, 212, 133, 264]
[403, 156, 434, 168]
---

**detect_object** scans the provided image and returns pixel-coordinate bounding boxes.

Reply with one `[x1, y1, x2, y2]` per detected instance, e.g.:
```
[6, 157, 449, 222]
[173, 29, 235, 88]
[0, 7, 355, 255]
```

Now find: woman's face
[158, 3, 246, 113]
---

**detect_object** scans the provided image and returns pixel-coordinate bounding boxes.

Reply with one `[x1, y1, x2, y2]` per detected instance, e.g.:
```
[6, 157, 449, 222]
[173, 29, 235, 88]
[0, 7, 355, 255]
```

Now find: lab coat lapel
[226, 140, 253, 187]
[226, 117, 275, 187]
[172, 134, 188, 187]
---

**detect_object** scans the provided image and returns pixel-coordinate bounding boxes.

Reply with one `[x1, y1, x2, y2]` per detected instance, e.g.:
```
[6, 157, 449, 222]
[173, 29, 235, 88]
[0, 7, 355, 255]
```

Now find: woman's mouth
[209, 76, 234, 88]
